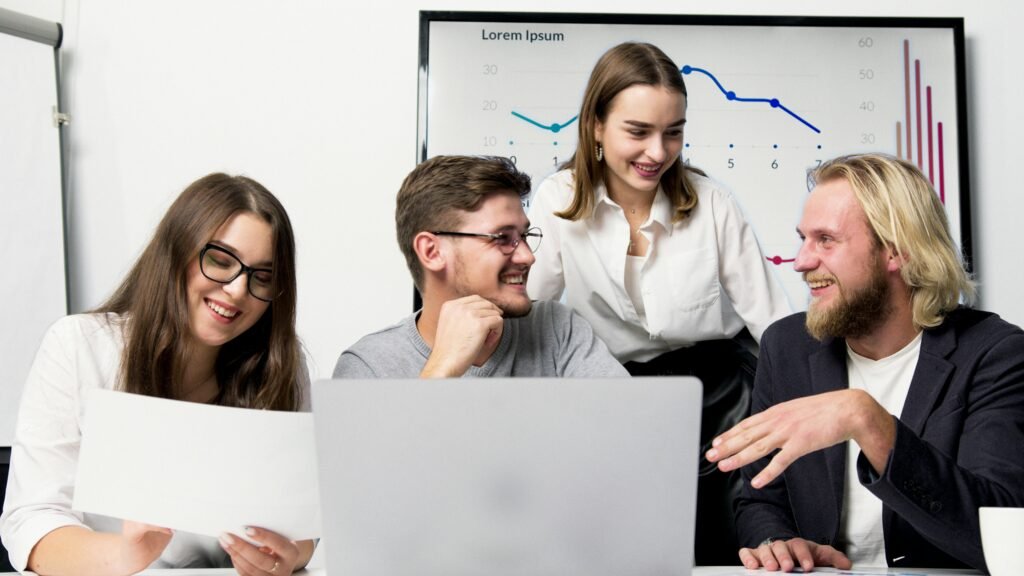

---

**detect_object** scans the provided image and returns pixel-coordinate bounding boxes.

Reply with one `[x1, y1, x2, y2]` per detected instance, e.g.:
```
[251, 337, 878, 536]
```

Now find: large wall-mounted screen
[418, 12, 969, 306]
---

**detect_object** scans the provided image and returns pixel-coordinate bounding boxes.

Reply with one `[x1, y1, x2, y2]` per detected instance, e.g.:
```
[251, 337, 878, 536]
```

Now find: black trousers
[624, 334, 757, 566]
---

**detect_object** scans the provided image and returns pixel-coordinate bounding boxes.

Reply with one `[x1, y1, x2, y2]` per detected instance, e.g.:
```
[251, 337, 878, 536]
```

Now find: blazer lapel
[809, 339, 850, 538]
[899, 323, 957, 435]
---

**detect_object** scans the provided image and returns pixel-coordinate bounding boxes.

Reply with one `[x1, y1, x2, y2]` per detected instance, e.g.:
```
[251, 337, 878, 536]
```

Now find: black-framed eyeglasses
[199, 243, 278, 302]
[431, 227, 543, 255]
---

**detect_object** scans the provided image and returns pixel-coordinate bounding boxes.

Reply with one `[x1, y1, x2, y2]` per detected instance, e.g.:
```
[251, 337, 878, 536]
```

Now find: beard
[805, 260, 891, 341]
[451, 251, 533, 318]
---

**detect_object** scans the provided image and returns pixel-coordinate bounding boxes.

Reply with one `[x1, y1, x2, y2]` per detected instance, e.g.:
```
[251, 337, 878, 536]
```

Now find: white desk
[3, 567, 983, 575]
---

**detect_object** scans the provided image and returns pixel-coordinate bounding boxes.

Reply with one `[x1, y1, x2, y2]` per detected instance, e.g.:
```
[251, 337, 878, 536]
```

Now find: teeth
[807, 278, 835, 289]
[634, 162, 661, 174]
[206, 300, 238, 318]
[503, 274, 525, 285]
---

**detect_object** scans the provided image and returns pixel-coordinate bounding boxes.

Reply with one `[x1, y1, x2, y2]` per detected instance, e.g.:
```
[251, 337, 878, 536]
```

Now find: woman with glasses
[0, 173, 313, 576]
[526, 42, 792, 565]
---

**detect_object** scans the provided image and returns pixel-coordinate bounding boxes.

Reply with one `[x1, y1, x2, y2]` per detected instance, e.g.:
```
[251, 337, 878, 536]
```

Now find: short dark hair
[396, 155, 531, 289]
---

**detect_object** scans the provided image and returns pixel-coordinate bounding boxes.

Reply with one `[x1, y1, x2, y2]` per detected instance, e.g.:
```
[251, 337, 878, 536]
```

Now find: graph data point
[681, 65, 692, 74]
[770, 98, 780, 108]
[726, 91, 736, 100]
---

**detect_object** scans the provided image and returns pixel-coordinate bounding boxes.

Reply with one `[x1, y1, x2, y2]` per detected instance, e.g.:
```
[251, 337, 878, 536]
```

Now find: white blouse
[527, 169, 792, 363]
[0, 313, 311, 572]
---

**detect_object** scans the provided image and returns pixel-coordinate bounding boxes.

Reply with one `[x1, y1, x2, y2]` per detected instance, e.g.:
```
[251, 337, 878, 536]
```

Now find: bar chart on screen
[421, 16, 965, 306]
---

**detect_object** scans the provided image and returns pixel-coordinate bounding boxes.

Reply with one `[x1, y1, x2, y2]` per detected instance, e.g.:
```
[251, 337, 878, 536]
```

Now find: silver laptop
[312, 377, 701, 576]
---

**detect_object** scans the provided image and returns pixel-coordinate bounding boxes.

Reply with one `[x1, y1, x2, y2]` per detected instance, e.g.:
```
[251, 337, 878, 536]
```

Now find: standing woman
[527, 42, 791, 565]
[1, 174, 314, 576]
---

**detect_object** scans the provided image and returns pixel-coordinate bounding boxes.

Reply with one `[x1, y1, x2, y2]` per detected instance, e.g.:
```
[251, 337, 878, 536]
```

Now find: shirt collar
[595, 179, 675, 235]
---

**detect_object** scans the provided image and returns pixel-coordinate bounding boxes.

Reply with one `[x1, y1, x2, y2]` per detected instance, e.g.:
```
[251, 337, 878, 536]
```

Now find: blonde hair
[811, 153, 975, 329]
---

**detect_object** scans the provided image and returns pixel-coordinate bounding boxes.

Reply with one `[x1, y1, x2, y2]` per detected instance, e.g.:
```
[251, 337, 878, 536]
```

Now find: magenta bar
[938, 122, 945, 204]
[921, 58, 929, 168]
[927, 86, 934, 184]
[897, 122, 903, 158]
[904, 40, 912, 160]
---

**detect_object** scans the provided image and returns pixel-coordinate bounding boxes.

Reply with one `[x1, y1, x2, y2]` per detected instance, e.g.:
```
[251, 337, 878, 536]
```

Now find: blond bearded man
[706, 154, 1024, 572]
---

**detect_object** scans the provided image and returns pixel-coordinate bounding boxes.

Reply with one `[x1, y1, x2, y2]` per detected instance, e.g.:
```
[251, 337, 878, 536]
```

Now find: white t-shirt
[840, 331, 923, 567]
[527, 169, 791, 362]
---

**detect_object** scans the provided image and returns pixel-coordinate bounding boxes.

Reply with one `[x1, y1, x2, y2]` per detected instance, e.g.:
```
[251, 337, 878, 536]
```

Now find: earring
[595, 142, 604, 162]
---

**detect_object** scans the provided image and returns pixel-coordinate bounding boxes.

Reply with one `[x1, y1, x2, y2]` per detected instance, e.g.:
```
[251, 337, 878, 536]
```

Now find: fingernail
[706, 449, 718, 460]
[219, 533, 235, 547]
[245, 526, 258, 537]
[712, 437, 721, 447]
[751, 476, 763, 489]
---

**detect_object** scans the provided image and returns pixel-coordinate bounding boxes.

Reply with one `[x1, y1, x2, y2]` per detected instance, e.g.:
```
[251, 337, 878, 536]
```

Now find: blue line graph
[510, 111, 578, 133]
[681, 65, 821, 134]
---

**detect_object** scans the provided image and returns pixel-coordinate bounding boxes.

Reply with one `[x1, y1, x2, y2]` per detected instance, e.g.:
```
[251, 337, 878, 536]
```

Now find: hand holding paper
[73, 389, 321, 541]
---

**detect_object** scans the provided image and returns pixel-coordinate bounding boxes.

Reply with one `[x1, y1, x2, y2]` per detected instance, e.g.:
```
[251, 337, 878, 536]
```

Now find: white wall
[3, 0, 1022, 380]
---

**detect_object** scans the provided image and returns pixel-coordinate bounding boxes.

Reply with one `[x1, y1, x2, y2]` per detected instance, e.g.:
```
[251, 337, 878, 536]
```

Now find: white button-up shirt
[527, 169, 792, 363]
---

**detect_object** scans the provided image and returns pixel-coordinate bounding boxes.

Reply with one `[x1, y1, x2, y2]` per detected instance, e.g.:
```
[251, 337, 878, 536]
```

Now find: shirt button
[930, 501, 943, 513]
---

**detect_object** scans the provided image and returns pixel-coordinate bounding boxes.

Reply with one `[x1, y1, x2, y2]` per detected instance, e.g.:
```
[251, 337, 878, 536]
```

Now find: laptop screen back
[312, 377, 701, 576]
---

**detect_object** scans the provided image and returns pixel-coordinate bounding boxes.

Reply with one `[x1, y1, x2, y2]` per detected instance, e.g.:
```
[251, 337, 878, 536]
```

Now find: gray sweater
[334, 300, 628, 379]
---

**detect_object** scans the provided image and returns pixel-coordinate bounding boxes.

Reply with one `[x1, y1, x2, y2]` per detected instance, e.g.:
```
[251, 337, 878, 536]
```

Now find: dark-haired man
[335, 155, 627, 379]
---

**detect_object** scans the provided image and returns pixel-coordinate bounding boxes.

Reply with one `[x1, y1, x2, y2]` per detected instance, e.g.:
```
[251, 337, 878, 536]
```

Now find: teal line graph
[510, 111, 578, 133]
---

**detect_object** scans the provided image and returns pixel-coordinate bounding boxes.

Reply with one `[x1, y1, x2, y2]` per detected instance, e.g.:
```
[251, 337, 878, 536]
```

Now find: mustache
[803, 273, 838, 284]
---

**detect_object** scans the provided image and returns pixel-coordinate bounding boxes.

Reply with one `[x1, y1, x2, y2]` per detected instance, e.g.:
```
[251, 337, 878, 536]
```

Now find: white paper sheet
[73, 389, 321, 540]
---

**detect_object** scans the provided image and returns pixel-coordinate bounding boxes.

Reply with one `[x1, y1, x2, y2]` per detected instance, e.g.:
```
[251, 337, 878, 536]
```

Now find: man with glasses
[334, 155, 627, 379]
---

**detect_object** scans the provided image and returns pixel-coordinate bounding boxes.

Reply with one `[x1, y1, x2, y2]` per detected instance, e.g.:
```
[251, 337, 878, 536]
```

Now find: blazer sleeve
[858, 327, 1024, 571]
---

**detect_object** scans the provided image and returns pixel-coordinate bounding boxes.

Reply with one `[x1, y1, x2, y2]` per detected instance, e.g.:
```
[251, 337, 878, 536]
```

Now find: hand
[738, 537, 851, 572]
[119, 520, 173, 573]
[705, 389, 895, 488]
[421, 295, 504, 377]
[219, 527, 303, 576]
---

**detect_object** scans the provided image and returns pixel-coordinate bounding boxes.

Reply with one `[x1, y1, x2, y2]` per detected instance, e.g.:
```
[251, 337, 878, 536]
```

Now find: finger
[787, 538, 816, 573]
[755, 544, 780, 572]
[245, 527, 297, 560]
[711, 412, 765, 448]
[770, 539, 797, 573]
[815, 544, 852, 569]
[711, 422, 780, 470]
[737, 547, 762, 570]
[219, 532, 279, 574]
[246, 524, 292, 553]
[225, 547, 262, 576]
[750, 445, 802, 489]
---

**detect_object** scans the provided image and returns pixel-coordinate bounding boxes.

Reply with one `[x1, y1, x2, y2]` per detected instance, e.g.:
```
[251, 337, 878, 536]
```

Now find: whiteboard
[418, 13, 970, 308]
[0, 15, 66, 446]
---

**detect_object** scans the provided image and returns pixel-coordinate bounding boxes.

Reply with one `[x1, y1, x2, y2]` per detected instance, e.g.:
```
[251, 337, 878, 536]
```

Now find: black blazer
[735, 308, 1024, 571]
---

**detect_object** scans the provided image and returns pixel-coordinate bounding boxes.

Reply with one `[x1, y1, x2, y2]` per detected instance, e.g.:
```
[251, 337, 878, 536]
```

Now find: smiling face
[186, 211, 274, 352]
[445, 191, 535, 318]
[595, 84, 686, 198]
[796, 178, 893, 340]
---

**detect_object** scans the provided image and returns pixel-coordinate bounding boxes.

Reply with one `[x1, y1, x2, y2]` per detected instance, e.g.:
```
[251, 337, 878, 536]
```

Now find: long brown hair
[558, 42, 705, 222]
[94, 173, 301, 411]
